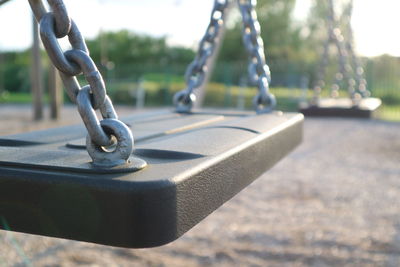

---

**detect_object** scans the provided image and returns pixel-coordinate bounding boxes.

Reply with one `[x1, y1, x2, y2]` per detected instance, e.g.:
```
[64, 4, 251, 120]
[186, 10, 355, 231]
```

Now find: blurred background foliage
[0, 0, 399, 120]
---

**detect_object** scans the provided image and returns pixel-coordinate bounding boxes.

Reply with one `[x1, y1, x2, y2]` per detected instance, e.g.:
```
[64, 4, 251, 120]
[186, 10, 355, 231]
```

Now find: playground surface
[1, 105, 400, 266]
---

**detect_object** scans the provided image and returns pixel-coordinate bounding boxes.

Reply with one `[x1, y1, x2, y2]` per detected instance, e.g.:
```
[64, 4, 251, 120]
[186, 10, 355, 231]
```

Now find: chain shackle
[28, 0, 134, 167]
[86, 119, 134, 168]
[238, 0, 276, 113]
[174, 0, 229, 112]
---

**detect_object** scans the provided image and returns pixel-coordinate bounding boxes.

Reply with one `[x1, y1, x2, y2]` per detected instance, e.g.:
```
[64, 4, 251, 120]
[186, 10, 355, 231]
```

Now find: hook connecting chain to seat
[174, 0, 276, 114]
[28, 0, 134, 167]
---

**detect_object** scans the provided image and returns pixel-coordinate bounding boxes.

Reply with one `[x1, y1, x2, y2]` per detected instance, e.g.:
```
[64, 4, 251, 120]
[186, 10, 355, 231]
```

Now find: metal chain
[343, 0, 370, 99]
[331, 25, 354, 100]
[312, 38, 330, 104]
[238, 0, 276, 113]
[173, 0, 229, 112]
[28, 0, 134, 167]
[174, 0, 276, 114]
[312, 0, 363, 104]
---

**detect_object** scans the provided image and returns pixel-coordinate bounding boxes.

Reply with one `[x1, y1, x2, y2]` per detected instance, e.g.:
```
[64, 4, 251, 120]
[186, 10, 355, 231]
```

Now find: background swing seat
[0, 109, 303, 248]
[299, 97, 381, 118]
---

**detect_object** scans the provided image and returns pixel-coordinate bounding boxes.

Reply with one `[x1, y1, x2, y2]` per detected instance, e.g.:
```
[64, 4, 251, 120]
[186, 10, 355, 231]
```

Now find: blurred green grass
[0, 92, 33, 103]
[1, 81, 399, 122]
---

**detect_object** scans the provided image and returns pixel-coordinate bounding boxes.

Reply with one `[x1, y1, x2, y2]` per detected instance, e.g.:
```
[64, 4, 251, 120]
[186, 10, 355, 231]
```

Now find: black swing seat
[0, 109, 303, 248]
[299, 97, 382, 118]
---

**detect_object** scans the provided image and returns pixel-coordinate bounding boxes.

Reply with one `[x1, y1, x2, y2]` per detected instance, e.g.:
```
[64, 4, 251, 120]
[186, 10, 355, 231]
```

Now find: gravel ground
[0, 105, 400, 267]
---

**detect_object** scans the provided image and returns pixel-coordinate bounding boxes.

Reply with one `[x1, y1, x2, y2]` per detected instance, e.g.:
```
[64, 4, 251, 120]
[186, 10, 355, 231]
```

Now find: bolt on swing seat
[299, 0, 381, 118]
[0, 0, 303, 248]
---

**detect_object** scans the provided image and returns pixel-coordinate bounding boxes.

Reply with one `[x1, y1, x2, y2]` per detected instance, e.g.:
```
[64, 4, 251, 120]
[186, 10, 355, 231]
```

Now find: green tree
[1, 51, 31, 93]
[219, 0, 306, 63]
[215, 0, 314, 86]
[86, 30, 195, 78]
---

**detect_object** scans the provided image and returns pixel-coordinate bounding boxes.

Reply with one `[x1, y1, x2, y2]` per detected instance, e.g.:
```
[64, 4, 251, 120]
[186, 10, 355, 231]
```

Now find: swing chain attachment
[174, 0, 276, 114]
[238, 0, 276, 113]
[173, 0, 229, 113]
[28, 0, 134, 168]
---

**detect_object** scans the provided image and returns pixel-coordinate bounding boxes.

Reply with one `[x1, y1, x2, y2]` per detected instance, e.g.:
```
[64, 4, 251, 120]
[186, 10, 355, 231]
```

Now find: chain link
[311, 38, 329, 104]
[238, 0, 276, 113]
[174, 0, 276, 114]
[28, 0, 134, 167]
[174, 0, 229, 112]
[343, 0, 370, 99]
[312, 0, 369, 104]
[331, 26, 354, 100]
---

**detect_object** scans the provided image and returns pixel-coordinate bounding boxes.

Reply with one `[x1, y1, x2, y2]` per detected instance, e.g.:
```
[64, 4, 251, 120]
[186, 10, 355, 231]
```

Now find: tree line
[0, 0, 397, 94]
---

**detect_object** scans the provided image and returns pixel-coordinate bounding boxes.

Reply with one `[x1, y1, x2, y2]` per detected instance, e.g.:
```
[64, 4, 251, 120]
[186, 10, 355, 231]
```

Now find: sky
[0, 0, 399, 57]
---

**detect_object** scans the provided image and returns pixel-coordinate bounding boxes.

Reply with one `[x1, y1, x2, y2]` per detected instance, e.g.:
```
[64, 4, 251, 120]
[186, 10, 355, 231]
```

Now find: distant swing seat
[300, 0, 381, 119]
[0, 110, 303, 248]
[299, 98, 381, 118]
